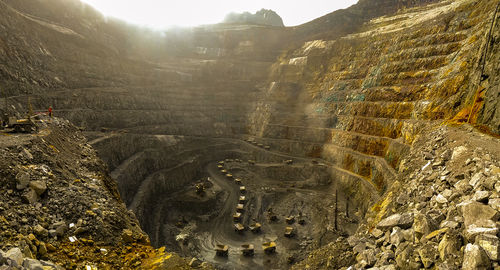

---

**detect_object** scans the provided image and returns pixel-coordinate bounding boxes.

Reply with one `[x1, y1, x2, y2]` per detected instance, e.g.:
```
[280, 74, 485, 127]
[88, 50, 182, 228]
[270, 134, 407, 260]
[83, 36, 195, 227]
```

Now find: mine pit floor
[160, 147, 360, 269]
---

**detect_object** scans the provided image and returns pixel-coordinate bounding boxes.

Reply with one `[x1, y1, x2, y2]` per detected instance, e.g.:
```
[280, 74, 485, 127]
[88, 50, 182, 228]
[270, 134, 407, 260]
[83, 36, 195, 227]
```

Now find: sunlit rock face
[223, 9, 285, 27]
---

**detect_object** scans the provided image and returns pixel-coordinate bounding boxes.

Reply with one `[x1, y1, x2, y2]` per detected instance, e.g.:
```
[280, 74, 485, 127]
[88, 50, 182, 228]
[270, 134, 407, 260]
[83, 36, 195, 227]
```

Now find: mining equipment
[215, 245, 229, 257]
[262, 242, 276, 254]
[249, 223, 261, 233]
[284, 227, 295, 238]
[241, 244, 254, 256]
[234, 223, 245, 233]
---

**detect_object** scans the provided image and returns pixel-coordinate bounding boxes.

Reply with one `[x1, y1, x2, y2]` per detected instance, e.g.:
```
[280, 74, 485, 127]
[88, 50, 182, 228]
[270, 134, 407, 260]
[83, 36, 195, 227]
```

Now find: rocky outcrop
[224, 9, 284, 27]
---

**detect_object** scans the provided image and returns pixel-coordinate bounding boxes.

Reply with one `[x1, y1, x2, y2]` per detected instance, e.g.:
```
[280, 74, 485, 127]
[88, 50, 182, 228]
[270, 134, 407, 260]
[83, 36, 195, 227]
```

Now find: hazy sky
[80, 0, 358, 28]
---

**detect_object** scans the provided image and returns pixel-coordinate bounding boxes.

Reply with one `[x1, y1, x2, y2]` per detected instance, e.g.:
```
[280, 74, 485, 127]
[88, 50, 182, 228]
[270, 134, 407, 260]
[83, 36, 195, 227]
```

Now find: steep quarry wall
[250, 0, 500, 208]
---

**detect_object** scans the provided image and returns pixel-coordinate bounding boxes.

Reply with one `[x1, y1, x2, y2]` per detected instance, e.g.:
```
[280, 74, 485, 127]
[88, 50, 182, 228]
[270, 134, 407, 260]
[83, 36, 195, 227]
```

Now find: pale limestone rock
[462, 244, 491, 270]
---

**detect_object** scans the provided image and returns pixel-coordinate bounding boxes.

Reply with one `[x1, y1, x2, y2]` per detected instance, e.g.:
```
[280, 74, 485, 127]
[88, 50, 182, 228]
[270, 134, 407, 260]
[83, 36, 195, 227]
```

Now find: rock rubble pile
[0, 118, 156, 268]
[350, 125, 500, 269]
[292, 125, 500, 269]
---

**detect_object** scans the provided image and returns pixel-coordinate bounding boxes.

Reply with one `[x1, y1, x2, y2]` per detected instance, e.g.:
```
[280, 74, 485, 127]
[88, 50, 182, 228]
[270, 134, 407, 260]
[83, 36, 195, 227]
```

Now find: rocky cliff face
[252, 0, 499, 207]
[0, 0, 499, 268]
[223, 9, 285, 27]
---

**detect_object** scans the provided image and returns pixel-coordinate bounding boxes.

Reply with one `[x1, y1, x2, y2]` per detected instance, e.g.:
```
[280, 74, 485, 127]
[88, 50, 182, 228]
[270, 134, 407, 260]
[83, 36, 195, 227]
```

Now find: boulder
[390, 227, 405, 246]
[488, 198, 500, 212]
[121, 229, 134, 243]
[438, 232, 461, 260]
[377, 213, 414, 230]
[5, 248, 23, 267]
[22, 245, 33, 259]
[37, 243, 47, 257]
[459, 200, 499, 228]
[34, 224, 48, 239]
[16, 172, 30, 190]
[371, 228, 384, 238]
[455, 180, 472, 194]
[442, 189, 453, 199]
[465, 225, 499, 242]
[451, 146, 467, 160]
[418, 244, 438, 268]
[473, 191, 490, 203]
[440, 220, 459, 229]
[29, 181, 47, 196]
[378, 250, 395, 265]
[476, 234, 500, 261]
[51, 221, 66, 237]
[413, 213, 437, 240]
[462, 244, 491, 270]
[395, 243, 422, 270]
[22, 189, 39, 204]
[470, 173, 484, 188]
[356, 248, 377, 268]
[23, 258, 44, 270]
[435, 194, 448, 204]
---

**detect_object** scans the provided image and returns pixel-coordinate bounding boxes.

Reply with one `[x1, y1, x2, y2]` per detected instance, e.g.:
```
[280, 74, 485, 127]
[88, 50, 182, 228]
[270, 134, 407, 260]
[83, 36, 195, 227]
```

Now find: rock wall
[249, 0, 499, 206]
[477, 3, 500, 134]
[223, 9, 285, 27]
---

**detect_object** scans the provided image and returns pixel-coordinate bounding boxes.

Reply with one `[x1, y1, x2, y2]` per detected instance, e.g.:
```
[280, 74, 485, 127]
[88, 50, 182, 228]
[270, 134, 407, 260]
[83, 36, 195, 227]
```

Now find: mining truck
[262, 242, 276, 254]
[234, 223, 245, 233]
[236, 204, 244, 213]
[284, 227, 295, 238]
[241, 244, 254, 256]
[234, 178, 242, 185]
[233, 212, 242, 222]
[239, 186, 246, 194]
[249, 222, 261, 233]
[6, 116, 37, 133]
[285, 216, 295, 224]
[215, 245, 228, 257]
[239, 196, 246, 204]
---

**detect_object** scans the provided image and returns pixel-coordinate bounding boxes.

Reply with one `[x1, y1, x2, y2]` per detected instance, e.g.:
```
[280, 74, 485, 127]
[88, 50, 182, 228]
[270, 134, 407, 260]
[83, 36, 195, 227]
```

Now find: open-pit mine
[0, 0, 499, 269]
